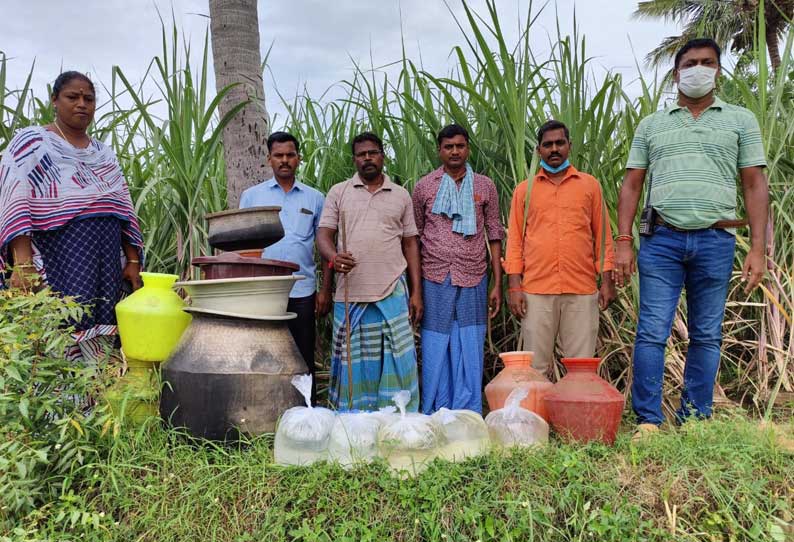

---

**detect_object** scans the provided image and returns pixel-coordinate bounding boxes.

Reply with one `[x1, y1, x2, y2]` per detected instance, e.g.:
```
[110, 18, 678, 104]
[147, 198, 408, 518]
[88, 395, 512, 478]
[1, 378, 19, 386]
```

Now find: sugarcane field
[1, 1, 793, 540]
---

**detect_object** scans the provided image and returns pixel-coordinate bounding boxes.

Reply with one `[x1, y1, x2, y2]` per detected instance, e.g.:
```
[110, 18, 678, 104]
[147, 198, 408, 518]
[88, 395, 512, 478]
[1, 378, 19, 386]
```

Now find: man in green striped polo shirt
[614, 38, 768, 437]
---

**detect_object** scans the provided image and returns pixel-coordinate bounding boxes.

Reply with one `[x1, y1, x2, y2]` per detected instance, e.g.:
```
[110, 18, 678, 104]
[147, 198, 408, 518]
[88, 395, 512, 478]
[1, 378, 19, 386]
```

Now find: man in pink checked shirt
[412, 124, 504, 414]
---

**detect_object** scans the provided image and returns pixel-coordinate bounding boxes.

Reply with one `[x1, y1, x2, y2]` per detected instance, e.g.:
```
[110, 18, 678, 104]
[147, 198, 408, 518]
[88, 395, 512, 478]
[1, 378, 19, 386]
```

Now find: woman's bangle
[615, 234, 634, 242]
[508, 287, 523, 293]
[17, 263, 35, 268]
[328, 255, 336, 270]
[127, 259, 140, 264]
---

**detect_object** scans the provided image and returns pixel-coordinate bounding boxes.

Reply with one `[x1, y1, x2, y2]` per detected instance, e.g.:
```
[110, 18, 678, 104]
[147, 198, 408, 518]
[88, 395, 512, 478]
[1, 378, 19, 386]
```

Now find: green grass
[10, 414, 792, 541]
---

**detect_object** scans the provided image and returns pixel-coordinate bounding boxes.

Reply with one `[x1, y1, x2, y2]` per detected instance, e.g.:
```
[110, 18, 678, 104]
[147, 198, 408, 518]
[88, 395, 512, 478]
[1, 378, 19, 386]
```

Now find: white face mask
[677, 65, 718, 99]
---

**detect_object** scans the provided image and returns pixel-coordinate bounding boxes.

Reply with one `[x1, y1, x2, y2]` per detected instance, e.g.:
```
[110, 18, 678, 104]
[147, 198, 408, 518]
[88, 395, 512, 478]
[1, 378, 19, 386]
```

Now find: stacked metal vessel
[160, 206, 308, 440]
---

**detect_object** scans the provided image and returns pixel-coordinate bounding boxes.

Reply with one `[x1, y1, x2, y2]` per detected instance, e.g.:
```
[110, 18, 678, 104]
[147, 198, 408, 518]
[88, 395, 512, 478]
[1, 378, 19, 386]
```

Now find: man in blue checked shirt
[240, 131, 332, 404]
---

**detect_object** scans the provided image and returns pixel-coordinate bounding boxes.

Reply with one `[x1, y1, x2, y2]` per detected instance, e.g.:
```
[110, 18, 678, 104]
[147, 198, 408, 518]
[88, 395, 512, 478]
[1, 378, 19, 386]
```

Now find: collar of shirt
[535, 164, 582, 184]
[427, 166, 445, 181]
[666, 96, 725, 115]
[428, 165, 469, 182]
[264, 177, 305, 192]
[351, 172, 394, 191]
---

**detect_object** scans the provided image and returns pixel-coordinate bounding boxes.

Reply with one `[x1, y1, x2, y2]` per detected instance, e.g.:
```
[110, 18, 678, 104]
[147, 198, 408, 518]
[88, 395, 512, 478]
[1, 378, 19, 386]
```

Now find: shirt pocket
[380, 213, 403, 241]
[371, 198, 405, 240]
[696, 127, 739, 166]
[474, 194, 486, 229]
[289, 208, 315, 239]
[561, 192, 591, 233]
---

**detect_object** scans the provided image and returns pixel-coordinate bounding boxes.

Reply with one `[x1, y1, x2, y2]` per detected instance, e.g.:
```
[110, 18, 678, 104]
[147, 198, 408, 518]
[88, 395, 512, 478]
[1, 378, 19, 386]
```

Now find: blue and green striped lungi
[329, 278, 419, 412]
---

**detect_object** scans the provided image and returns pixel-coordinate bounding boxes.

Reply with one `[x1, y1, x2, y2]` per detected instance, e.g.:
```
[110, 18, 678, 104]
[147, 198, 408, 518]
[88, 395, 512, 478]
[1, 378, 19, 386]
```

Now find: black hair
[674, 38, 722, 69]
[351, 132, 384, 155]
[437, 123, 469, 145]
[536, 120, 570, 144]
[267, 131, 300, 154]
[52, 71, 95, 99]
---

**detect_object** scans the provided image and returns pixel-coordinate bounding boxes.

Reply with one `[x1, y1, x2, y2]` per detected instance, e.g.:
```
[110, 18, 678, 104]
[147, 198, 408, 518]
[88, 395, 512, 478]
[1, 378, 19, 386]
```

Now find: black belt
[654, 216, 747, 232]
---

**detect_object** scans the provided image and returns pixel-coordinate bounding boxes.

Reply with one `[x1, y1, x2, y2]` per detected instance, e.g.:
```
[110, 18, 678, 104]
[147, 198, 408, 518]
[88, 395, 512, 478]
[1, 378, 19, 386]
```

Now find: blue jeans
[631, 226, 736, 425]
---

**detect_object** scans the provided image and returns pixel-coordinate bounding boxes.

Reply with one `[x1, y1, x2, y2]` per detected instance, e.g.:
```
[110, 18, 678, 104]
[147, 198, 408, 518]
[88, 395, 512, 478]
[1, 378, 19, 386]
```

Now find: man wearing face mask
[614, 39, 769, 438]
[504, 120, 616, 376]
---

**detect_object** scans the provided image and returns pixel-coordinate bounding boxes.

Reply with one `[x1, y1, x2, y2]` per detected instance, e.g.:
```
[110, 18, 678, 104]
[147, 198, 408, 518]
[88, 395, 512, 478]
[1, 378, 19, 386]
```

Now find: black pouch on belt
[638, 206, 657, 237]
[638, 172, 656, 237]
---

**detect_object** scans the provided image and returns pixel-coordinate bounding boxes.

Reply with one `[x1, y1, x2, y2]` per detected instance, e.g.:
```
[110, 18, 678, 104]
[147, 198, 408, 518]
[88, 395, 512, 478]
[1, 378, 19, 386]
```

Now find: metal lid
[204, 206, 281, 220]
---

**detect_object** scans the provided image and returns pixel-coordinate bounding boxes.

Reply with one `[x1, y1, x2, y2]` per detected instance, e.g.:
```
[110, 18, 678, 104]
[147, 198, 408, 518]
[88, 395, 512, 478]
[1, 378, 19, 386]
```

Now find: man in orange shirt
[504, 120, 616, 374]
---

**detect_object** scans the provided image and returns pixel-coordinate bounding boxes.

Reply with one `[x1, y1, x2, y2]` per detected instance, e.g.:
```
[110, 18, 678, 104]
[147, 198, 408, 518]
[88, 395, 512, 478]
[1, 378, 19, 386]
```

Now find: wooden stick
[340, 211, 354, 408]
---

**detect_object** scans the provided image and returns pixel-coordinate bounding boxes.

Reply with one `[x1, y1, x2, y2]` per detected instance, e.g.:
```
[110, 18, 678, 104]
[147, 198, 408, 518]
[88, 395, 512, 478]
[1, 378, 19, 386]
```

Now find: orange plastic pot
[543, 358, 625, 445]
[484, 351, 552, 420]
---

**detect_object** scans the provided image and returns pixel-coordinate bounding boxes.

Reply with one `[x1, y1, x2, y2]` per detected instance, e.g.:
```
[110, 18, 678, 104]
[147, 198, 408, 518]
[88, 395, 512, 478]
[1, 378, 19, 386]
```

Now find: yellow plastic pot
[115, 272, 191, 361]
[104, 357, 160, 425]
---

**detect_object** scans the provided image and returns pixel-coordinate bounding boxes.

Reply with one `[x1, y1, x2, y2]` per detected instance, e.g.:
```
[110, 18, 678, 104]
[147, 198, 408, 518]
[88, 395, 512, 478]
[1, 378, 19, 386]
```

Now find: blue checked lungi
[329, 278, 419, 412]
[420, 274, 488, 414]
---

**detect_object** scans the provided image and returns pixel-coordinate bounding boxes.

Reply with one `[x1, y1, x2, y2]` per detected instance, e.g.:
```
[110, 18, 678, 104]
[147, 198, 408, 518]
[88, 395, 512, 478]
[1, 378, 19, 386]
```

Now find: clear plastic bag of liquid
[377, 391, 445, 475]
[431, 408, 491, 461]
[274, 375, 336, 466]
[370, 405, 398, 426]
[485, 387, 548, 448]
[327, 412, 383, 468]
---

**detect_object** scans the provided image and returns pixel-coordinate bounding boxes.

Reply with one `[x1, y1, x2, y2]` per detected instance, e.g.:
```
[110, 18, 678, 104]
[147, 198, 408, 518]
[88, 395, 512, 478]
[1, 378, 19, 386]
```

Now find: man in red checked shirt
[412, 124, 504, 414]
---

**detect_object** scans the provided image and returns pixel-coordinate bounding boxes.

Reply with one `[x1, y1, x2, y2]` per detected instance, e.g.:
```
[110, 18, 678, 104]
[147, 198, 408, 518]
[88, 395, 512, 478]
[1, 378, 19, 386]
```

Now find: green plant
[0, 52, 34, 154]
[113, 22, 243, 278]
[0, 286, 115, 532]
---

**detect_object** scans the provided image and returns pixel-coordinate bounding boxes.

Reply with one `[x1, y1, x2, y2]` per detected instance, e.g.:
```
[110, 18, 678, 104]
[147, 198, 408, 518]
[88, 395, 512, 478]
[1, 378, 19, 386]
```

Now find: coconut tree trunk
[209, 0, 272, 208]
[763, 0, 794, 73]
[766, 26, 782, 72]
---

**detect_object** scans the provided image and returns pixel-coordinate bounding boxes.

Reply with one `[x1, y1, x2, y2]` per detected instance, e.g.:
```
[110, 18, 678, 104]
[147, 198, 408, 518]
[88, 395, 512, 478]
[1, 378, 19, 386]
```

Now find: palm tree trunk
[766, 26, 782, 72]
[209, 0, 272, 208]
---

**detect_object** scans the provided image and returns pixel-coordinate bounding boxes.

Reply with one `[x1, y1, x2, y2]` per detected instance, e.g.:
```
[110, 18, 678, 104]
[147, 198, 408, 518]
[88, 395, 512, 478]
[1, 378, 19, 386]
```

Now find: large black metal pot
[205, 206, 284, 251]
[160, 311, 307, 440]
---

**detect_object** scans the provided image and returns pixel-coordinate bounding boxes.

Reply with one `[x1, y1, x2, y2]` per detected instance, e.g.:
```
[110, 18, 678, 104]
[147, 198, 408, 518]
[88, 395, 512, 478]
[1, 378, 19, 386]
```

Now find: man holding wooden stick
[318, 132, 423, 411]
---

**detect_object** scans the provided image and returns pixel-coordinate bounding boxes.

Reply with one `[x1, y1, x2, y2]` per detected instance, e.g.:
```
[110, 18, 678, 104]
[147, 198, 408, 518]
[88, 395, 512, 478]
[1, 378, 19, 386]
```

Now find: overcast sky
[1, 0, 682, 124]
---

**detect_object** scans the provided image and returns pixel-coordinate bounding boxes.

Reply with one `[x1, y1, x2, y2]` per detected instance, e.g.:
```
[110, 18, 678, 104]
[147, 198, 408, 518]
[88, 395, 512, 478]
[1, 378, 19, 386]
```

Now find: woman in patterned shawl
[0, 71, 144, 363]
